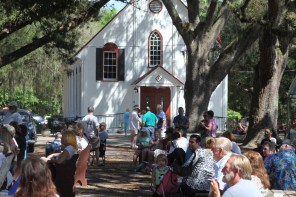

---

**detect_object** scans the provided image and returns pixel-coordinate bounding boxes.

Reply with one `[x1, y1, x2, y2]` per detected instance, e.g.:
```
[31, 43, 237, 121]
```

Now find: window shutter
[96, 48, 103, 81]
[118, 49, 125, 81]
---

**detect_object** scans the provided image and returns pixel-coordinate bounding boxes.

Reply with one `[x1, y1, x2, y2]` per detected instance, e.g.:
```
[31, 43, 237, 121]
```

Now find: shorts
[130, 129, 138, 135]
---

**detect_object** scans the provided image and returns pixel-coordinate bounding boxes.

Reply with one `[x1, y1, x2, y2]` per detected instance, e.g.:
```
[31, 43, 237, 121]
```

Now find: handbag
[156, 168, 179, 196]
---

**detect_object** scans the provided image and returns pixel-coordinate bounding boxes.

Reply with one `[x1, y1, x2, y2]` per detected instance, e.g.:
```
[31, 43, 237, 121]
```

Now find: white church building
[63, 0, 228, 128]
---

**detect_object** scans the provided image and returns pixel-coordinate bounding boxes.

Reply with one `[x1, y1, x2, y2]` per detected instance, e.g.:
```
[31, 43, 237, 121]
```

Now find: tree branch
[211, 24, 262, 83]
[199, 2, 231, 53]
[0, 0, 110, 41]
[0, 0, 110, 67]
[162, 0, 189, 42]
[187, 0, 200, 28]
[202, 0, 218, 32]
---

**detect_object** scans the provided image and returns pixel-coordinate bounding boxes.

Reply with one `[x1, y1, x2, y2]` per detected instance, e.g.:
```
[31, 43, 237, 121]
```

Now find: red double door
[140, 87, 171, 126]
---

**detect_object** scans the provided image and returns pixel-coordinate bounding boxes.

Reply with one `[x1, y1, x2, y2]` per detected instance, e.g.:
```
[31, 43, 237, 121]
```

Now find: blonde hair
[205, 137, 215, 149]
[155, 154, 168, 165]
[62, 130, 78, 150]
[230, 154, 252, 180]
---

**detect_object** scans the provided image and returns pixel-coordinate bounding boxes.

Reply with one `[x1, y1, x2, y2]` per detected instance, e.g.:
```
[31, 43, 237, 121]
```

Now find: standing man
[3, 101, 22, 125]
[142, 106, 158, 140]
[129, 105, 141, 148]
[173, 107, 189, 138]
[156, 104, 167, 138]
[82, 106, 100, 166]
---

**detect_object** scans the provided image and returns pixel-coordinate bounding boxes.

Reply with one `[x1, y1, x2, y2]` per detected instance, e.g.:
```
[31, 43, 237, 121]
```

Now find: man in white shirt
[82, 106, 100, 166]
[211, 137, 232, 193]
[3, 101, 22, 125]
[210, 154, 261, 197]
[129, 105, 141, 148]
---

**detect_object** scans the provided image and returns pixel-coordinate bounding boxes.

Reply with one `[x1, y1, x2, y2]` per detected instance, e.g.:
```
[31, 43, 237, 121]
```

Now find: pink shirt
[208, 119, 217, 137]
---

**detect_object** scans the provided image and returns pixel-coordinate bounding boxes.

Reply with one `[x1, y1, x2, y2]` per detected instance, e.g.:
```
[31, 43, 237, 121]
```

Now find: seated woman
[244, 151, 270, 196]
[132, 128, 152, 167]
[232, 118, 247, 135]
[68, 123, 88, 151]
[41, 130, 78, 165]
[141, 131, 162, 167]
[13, 156, 58, 197]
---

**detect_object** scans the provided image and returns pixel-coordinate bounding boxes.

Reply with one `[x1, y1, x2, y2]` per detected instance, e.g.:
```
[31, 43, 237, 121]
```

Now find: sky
[108, 0, 126, 11]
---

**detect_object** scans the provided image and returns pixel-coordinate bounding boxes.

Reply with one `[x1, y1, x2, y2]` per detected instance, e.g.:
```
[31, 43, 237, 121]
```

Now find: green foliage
[98, 8, 117, 28]
[228, 109, 242, 120]
[0, 6, 116, 116]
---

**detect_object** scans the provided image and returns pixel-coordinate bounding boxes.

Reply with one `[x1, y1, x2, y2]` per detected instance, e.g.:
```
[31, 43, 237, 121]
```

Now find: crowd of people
[0, 101, 296, 197]
[0, 102, 108, 196]
[123, 104, 296, 197]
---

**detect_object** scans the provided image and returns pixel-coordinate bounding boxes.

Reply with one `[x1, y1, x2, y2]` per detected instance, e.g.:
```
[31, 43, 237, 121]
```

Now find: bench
[73, 145, 91, 190]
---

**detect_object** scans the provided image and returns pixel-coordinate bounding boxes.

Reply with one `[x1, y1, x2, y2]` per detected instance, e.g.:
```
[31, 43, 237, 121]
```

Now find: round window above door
[149, 0, 162, 13]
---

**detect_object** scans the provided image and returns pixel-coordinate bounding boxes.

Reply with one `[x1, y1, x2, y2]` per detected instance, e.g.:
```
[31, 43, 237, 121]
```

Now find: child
[45, 132, 62, 156]
[151, 154, 169, 192]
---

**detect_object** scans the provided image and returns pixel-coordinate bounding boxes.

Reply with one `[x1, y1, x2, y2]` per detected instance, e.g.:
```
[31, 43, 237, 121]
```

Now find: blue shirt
[99, 130, 109, 142]
[265, 149, 296, 190]
[157, 111, 167, 129]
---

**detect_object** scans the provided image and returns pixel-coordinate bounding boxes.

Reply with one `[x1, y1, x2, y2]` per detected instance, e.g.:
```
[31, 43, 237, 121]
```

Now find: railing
[96, 113, 124, 128]
[63, 113, 124, 129]
[214, 116, 239, 132]
[63, 114, 237, 132]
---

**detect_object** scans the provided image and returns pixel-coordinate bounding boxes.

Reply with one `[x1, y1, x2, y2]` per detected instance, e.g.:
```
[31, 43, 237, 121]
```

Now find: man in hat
[3, 101, 22, 125]
[129, 105, 141, 149]
[265, 139, 296, 190]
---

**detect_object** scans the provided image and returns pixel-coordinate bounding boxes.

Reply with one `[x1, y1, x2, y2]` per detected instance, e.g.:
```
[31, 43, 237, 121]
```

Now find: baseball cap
[100, 122, 106, 126]
[282, 139, 295, 147]
[8, 101, 18, 108]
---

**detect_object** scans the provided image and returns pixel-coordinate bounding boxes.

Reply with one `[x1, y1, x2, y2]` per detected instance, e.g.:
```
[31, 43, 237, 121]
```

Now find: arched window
[149, 30, 162, 67]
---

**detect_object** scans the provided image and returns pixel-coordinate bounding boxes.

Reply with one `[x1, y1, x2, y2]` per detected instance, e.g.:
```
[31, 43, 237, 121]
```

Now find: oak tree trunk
[243, 28, 289, 148]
